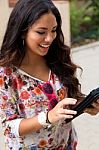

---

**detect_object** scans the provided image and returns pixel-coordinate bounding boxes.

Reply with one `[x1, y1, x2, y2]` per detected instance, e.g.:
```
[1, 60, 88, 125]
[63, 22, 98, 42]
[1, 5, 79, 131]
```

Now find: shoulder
[0, 65, 18, 88]
[0, 65, 18, 77]
[0, 66, 11, 75]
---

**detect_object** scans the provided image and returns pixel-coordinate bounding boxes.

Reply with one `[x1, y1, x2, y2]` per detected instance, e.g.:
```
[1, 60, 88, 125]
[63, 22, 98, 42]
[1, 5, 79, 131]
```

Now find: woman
[0, 0, 99, 149]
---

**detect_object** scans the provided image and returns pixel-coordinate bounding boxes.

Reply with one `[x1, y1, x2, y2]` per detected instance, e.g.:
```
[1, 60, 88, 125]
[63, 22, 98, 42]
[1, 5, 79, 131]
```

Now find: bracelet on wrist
[37, 111, 52, 128]
[46, 111, 52, 124]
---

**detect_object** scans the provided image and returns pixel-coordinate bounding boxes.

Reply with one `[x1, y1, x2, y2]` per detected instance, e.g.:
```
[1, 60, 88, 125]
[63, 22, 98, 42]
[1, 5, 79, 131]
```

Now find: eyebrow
[37, 25, 57, 30]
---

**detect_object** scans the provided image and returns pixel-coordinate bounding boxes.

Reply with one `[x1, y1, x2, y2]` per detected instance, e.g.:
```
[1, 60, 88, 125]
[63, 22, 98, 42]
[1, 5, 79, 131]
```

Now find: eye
[52, 27, 57, 33]
[52, 29, 57, 33]
[36, 31, 45, 35]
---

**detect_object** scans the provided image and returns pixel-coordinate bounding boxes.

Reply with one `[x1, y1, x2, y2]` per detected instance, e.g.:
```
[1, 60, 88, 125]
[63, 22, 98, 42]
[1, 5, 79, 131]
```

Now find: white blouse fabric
[0, 66, 77, 150]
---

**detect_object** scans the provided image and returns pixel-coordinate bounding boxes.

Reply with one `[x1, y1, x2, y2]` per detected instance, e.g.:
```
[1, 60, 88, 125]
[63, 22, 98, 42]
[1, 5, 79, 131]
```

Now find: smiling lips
[39, 44, 50, 48]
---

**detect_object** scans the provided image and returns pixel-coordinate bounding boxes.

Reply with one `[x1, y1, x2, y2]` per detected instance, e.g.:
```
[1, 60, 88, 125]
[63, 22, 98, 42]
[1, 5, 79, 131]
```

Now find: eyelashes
[36, 31, 45, 35]
[36, 30, 57, 35]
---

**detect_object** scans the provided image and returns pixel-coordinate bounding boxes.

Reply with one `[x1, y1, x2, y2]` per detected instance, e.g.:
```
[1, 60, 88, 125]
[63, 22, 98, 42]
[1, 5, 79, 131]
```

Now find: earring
[23, 39, 24, 46]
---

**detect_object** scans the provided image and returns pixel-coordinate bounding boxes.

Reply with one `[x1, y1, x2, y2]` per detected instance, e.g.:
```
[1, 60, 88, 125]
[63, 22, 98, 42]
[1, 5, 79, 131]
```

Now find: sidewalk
[72, 45, 99, 150]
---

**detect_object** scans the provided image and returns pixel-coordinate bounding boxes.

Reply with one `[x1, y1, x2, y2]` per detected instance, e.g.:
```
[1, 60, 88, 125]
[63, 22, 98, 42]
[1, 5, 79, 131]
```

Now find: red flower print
[12, 79, 17, 90]
[16, 76, 23, 89]
[43, 100, 48, 106]
[38, 139, 48, 148]
[4, 67, 12, 76]
[1, 103, 6, 109]
[4, 127, 11, 135]
[33, 87, 42, 95]
[20, 91, 30, 100]
[8, 114, 18, 120]
[12, 77, 23, 90]
[2, 95, 8, 101]
[0, 77, 4, 86]
[19, 103, 25, 112]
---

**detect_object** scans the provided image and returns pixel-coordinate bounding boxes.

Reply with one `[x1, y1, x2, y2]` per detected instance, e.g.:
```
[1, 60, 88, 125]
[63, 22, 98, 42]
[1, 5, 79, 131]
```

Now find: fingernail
[74, 111, 77, 114]
[73, 101, 77, 104]
[70, 116, 73, 118]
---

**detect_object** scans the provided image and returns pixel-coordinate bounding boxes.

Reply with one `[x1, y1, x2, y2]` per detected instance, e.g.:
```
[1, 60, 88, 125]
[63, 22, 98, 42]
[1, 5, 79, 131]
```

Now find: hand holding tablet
[66, 87, 99, 123]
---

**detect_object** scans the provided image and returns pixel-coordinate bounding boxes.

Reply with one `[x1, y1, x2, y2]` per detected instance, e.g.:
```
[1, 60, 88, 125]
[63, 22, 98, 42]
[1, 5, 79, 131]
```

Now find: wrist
[47, 110, 55, 124]
[37, 111, 52, 128]
[46, 111, 52, 124]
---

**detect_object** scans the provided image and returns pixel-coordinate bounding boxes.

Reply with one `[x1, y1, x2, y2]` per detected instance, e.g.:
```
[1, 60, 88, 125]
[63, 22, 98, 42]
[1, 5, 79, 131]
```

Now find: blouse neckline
[16, 67, 52, 83]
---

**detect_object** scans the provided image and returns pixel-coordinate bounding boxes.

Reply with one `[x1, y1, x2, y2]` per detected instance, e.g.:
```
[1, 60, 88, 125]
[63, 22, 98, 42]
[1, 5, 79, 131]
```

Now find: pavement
[72, 46, 99, 150]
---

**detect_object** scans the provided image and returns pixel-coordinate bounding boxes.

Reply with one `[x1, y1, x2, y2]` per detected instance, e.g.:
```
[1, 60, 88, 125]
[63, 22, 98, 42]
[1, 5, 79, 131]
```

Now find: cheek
[26, 33, 42, 46]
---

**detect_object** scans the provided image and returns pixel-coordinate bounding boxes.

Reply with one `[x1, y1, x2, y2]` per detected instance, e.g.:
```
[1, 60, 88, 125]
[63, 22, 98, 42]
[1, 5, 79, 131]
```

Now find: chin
[40, 49, 49, 56]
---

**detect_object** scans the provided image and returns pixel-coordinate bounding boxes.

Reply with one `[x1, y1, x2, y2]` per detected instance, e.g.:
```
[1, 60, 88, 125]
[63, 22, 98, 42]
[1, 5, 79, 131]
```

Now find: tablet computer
[66, 87, 99, 123]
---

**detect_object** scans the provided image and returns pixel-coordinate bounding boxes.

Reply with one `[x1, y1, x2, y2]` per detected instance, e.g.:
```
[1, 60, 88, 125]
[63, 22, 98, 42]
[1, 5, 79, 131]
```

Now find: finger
[96, 99, 99, 103]
[92, 102, 99, 109]
[61, 108, 77, 115]
[59, 98, 77, 107]
[59, 114, 74, 119]
[84, 108, 98, 115]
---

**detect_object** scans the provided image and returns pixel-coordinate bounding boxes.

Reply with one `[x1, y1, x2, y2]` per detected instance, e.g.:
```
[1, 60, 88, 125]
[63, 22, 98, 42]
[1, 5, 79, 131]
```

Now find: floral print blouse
[0, 65, 77, 150]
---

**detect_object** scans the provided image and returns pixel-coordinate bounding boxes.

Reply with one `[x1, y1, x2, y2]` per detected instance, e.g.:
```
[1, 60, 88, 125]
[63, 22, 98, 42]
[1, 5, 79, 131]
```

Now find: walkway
[72, 42, 99, 150]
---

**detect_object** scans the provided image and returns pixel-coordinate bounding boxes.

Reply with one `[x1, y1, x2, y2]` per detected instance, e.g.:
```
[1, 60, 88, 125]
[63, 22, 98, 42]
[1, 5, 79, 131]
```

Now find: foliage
[70, 0, 99, 47]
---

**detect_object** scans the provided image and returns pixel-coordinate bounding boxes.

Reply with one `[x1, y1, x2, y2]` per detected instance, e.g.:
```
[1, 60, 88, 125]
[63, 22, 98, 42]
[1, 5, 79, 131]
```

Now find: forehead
[31, 12, 57, 29]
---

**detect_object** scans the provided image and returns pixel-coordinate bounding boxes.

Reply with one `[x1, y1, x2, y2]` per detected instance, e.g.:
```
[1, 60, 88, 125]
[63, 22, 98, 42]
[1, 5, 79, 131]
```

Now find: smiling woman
[8, 0, 71, 45]
[24, 13, 57, 58]
[0, 0, 99, 150]
[0, 0, 80, 149]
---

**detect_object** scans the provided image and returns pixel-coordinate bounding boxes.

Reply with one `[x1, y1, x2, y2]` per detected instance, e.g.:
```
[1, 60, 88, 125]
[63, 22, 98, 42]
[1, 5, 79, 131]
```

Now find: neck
[21, 51, 46, 67]
[19, 50, 50, 82]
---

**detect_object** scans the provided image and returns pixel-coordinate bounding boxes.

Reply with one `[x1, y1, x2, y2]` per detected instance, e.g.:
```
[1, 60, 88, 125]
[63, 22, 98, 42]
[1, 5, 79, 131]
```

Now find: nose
[44, 33, 54, 43]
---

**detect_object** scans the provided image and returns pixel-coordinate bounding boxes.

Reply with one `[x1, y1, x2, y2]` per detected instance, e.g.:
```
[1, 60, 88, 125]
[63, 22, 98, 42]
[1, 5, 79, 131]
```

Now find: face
[24, 12, 57, 57]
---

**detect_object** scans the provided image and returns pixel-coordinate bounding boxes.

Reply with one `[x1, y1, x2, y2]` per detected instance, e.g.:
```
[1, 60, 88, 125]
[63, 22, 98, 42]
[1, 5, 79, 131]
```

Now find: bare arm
[19, 116, 42, 136]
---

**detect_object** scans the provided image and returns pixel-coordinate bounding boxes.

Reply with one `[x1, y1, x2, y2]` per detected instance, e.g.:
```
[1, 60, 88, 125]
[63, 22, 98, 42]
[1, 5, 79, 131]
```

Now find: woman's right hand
[48, 98, 77, 124]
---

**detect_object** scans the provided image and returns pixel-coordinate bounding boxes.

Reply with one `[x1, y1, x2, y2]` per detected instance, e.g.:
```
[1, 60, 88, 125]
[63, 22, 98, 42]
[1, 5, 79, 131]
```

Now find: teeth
[40, 44, 50, 48]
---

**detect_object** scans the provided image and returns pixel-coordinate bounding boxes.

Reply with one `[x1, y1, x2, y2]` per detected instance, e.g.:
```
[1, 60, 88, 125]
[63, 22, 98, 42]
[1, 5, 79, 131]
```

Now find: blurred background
[70, 0, 99, 47]
[0, 0, 99, 150]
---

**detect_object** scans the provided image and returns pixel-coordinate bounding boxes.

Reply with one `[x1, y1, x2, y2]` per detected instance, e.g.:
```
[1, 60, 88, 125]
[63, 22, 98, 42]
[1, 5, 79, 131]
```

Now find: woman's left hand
[84, 99, 99, 115]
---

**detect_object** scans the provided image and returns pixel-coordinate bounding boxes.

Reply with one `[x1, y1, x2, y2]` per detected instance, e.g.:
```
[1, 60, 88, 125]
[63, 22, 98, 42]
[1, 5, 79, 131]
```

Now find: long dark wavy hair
[0, 0, 84, 101]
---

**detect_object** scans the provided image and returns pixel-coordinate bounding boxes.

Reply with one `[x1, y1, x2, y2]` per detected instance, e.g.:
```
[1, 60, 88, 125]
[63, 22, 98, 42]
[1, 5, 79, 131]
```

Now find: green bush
[70, 0, 85, 37]
[70, 0, 99, 47]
